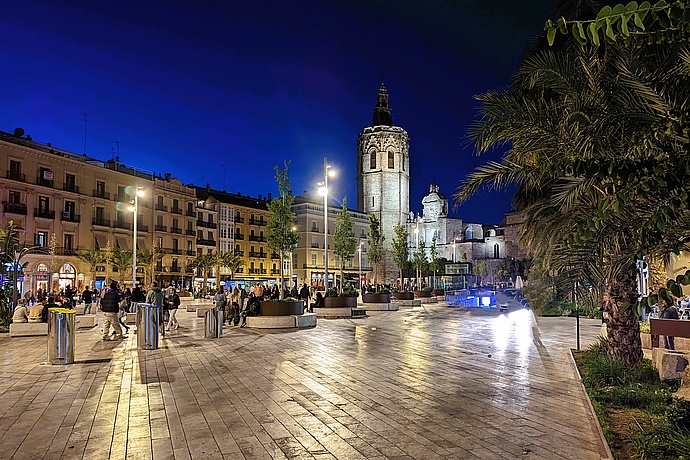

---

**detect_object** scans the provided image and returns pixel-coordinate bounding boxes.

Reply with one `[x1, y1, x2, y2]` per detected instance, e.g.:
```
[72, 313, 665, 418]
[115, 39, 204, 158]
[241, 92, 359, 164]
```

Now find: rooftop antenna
[112, 141, 120, 158]
[79, 113, 88, 155]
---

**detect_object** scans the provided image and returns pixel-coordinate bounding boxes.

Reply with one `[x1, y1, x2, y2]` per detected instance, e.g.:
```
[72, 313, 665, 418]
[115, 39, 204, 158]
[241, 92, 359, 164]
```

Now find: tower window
[388, 151, 394, 169]
[371, 196, 375, 210]
[494, 243, 500, 259]
[370, 152, 376, 169]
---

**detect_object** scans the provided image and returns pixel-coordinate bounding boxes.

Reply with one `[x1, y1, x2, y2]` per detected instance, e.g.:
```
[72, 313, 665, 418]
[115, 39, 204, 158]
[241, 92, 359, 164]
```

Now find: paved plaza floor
[0, 303, 610, 460]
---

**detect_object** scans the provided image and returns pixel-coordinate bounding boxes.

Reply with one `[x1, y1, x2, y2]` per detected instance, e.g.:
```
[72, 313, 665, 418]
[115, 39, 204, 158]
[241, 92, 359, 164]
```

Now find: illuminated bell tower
[357, 81, 410, 283]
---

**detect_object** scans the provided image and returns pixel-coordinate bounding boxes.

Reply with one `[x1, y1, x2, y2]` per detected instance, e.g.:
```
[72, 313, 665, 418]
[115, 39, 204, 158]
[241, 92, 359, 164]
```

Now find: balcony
[186, 229, 196, 236]
[36, 176, 54, 188]
[114, 220, 131, 230]
[170, 227, 182, 234]
[249, 268, 267, 275]
[234, 233, 244, 240]
[169, 266, 181, 273]
[249, 251, 267, 259]
[155, 225, 167, 232]
[92, 217, 110, 227]
[34, 208, 55, 219]
[171, 207, 183, 215]
[155, 204, 168, 212]
[311, 243, 320, 248]
[235, 216, 244, 223]
[3, 203, 27, 215]
[114, 193, 129, 202]
[248, 235, 266, 242]
[63, 183, 79, 193]
[270, 269, 280, 275]
[234, 250, 244, 256]
[196, 238, 216, 246]
[186, 250, 196, 256]
[170, 248, 184, 255]
[249, 218, 267, 226]
[61, 212, 81, 223]
[56, 247, 77, 256]
[235, 267, 244, 274]
[196, 220, 217, 229]
[186, 210, 196, 217]
[92, 189, 110, 200]
[33, 235, 49, 248]
[137, 224, 149, 232]
[311, 227, 319, 233]
[6, 170, 26, 182]
[271, 253, 280, 259]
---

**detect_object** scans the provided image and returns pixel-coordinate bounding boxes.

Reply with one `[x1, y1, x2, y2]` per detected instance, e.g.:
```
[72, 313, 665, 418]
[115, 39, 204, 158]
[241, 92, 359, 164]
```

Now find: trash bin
[48, 307, 75, 365]
[137, 303, 159, 350]
[205, 307, 223, 338]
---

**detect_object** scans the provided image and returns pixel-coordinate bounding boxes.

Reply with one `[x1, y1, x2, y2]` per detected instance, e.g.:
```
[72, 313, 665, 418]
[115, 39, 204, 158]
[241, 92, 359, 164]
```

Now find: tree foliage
[332, 197, 357, 292]
[390, 223, 410, 285]
[366, 213, 385, 285]
[110, 247, 133, 285]
[266, 161, 300, 299]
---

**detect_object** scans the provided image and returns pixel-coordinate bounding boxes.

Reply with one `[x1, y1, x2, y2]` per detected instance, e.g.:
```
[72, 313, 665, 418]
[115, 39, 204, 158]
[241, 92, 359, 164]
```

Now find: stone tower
[357, 81, 410, 283]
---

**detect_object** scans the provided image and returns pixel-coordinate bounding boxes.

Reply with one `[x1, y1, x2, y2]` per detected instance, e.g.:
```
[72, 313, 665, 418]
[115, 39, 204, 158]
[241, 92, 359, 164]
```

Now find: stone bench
[75, 304, 86, 315]
[351, 307, 367, 317]
[9, 322, 48, 337]
[246, 313, 317, 329]
[197, 307, 213, 317]
[358, 302, 399, 311]
[420, 297, 438, 304]
[77, 314, 98, 328]
[394, 299, 421, 307]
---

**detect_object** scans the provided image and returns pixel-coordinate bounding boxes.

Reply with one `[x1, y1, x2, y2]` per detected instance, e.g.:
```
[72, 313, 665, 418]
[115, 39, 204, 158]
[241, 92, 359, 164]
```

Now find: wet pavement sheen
[0, 303, 609, 459]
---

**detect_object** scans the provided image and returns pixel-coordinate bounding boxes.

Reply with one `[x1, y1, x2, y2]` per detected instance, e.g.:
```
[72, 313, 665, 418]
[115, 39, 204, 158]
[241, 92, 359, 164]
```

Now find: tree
[332, 197, 357, 293]
[390, 223, 410, 287]
[109, 247, 133, 285]
[366, 213, 385, 286]
[76, 249, 106, 288]
[224, 251, 245, 280]
[189, 252, 214, 294]
[473, 261, 488, 287]
[429, 238, 441, 289]
[455, 21, 690, 366]
[412, 240, 429, 288]
[266, 161, 300, 300]
[137, 247, 166, 286]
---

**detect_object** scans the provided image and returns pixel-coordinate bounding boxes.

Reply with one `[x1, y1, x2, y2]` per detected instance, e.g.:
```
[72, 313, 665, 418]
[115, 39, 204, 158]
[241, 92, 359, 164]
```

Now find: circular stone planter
[362, 293, 391, 303]
[414, 290, 432, 298]
[323, 297, 358, 308]
[391, 292, 414, 301]
[259, 300, 304, 316]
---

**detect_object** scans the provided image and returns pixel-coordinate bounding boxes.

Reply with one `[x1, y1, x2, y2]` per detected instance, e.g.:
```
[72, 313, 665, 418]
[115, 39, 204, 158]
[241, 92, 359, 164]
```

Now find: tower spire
[372, 80, 393, 126]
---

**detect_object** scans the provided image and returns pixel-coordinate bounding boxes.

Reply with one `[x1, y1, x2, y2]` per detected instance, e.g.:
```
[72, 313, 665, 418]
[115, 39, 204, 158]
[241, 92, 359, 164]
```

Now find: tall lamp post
[318, 158, 334, 289]
[128, 186, 144, 288]
[414, 222, 420, 289]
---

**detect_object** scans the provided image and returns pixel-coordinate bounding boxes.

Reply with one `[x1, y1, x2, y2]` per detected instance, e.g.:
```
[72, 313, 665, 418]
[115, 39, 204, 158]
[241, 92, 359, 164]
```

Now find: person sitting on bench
[12, 299, 29, 323]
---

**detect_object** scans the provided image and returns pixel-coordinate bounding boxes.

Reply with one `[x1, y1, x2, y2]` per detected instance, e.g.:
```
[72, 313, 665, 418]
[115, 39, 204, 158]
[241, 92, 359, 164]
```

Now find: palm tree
[76, 249, 106, 287]
[210, 250, 241, 287]
[189, 252, 214, 295]
[109, 247, 133, 285]
[223, 251, 245, 280]
[137, 247, 166, 286]
[455, 41, 690, 366]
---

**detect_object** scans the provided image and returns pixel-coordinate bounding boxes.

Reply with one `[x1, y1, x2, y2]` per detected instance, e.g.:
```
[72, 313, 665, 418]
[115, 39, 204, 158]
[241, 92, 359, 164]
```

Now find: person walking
[229, 286, 242, 326]
[166, 287, 181, 330]
[82, 286, 94, 314]
[101, 281, 125, 341]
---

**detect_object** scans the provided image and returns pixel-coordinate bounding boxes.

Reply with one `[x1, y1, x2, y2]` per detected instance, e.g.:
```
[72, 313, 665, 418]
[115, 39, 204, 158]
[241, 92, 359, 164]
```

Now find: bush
[325, 287, 339, 298]
[667, 398, 690, 431]
[639, 320, 651, 334]
[340, 287, 359, 298]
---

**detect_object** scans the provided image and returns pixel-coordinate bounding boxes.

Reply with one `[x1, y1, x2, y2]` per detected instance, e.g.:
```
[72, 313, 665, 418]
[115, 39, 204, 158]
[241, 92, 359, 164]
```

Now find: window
[157, 195, 164, 207]
[250, 262, 255, 269]
[235, 244, 240, 252]
[64, 200, 75, 215]
[371, 196, 375, 210]
[157, 237, 163, 248]
[250, 229, 255, 237]
[172, 218, 179, 229]
[118, 185, 126, 199]
[187, 221, 193, 231]
[36, 231, 48, 247]
[370, 151, 376, 169]
[465, 227, 474, 240]
[9, 160, 22, 178]
[494, 244, 500, 259]
[187, 202, 194, 214]
[64, 234, 74, 252]
[95, 206, 105, 221]
[65, 173, 76, 191]
[388, 151, 394, 168]
[173, 199, 179, 210]
[311, 221, 317, 231]
[157, 215, 163, 226]
[197, 230, 203, 239]
[96, 181, 105, 196]
[207, 214, 213, 224]
[38, 196, 50, 214]
[172, 239, 179, 250]
[8, 190, 20, 204]
[250, 245, 255, 253]
[187, 240, 193, 251]
[311, 254, 317, 266]
[311, 236, 317, 247]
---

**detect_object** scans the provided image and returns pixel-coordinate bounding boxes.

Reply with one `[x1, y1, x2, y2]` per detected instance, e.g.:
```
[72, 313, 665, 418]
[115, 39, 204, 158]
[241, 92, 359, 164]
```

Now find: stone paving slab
[0, 305, 609, 459]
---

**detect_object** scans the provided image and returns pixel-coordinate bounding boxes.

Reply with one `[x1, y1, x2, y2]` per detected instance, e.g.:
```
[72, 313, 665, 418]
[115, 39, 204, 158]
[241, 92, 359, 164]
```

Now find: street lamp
[128, 186, 144, 288]
[318, 157, 334, 289]
[414, 223, 419, 288]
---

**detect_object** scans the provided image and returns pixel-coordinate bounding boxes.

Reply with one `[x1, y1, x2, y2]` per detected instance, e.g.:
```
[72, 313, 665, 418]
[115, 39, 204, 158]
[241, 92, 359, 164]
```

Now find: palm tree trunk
[605, 264, 643, 367]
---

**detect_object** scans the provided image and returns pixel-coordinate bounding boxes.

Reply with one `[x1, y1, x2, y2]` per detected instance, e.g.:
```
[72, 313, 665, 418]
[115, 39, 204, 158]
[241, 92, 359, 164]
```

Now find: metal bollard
[136, 303, 159, 350]
[205, 307, 223, 338]
[48, 308, 75, 365]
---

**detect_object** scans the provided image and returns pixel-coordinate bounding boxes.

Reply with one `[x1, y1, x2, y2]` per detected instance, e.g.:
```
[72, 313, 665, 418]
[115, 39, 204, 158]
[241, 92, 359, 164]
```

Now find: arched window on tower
[388, 151, 394, 168]
[465, 227, 474, 240]
[370, 151, 376, 169]
[493, 244, 500, 259]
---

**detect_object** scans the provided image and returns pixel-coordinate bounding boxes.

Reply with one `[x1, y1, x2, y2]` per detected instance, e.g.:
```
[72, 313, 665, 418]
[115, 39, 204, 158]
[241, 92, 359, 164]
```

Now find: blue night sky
[1, 0, 553, 225]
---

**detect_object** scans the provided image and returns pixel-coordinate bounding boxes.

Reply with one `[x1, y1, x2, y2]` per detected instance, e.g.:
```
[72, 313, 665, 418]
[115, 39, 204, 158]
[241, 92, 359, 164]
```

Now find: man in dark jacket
[101, 281, 124, 341]
[82, 287, 94, 314]
[146, 281, 166, 337]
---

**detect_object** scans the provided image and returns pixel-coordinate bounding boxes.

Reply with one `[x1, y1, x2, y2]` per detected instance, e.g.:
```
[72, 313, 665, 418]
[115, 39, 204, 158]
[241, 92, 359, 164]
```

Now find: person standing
[166, 288, 181, 330]
[101, 281, 125, 341]
[82, 286, 94, 314]
[660, 298, 680, 350]
[146, 281, 166, 337]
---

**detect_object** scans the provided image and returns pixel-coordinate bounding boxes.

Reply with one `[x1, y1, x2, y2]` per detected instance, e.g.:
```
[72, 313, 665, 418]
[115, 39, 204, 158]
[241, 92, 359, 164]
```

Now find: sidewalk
[0, 304, 610, 459]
